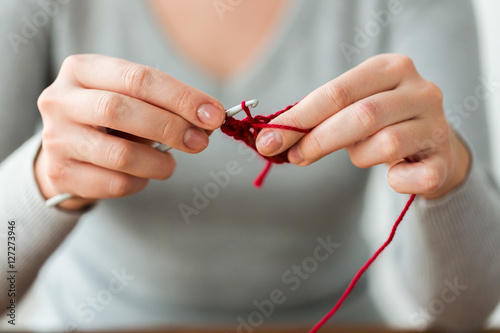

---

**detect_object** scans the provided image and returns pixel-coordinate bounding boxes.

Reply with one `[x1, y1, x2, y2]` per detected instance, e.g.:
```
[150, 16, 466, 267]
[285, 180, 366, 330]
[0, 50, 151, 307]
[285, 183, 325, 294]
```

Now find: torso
[33, 0, 376, 326]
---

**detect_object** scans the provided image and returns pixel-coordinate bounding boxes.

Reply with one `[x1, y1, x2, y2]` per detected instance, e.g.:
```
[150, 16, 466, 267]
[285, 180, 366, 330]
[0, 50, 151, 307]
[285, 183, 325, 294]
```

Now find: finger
[62, 126, 177, 180]
[387, 154, 448, 195]
[60, 54, 225, 129]
[287, 87, 418, 166]
[46, 159, 150, 199]
[105, 129, 155, 146]
[346, 119, 431, 169]
[256, 54, 417, 156]
[109, 129, 215, 146]
[64, 88, 209, 153]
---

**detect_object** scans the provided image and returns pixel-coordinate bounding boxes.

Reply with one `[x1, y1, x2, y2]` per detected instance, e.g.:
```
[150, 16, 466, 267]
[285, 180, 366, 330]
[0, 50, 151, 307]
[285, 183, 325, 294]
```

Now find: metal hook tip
[225, 99, 259, 118]
[246, 99, 259, 108]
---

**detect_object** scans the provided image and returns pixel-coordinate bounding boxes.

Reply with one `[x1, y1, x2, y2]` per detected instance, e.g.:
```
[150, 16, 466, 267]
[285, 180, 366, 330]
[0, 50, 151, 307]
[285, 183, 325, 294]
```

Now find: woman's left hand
[256, 54, 470, 199]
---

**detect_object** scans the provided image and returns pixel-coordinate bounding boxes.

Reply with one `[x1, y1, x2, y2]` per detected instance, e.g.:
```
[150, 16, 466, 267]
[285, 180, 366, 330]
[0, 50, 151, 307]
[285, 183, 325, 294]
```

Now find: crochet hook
[45, 99, 260, 208]
[151, 99, 259, 152]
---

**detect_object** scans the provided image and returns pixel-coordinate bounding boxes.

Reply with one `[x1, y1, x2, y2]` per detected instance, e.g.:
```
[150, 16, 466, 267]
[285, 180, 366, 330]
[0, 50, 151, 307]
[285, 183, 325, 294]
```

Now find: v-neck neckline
[139, 0, 304, 90]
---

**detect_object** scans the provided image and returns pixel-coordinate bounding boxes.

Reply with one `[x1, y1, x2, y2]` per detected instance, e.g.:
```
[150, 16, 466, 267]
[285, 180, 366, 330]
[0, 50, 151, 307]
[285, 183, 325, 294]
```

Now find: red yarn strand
[253, 161, 273, 188]
[220, 101, 417, 330]
[220, 101, 310, 187]
[309, 194, 416, 333]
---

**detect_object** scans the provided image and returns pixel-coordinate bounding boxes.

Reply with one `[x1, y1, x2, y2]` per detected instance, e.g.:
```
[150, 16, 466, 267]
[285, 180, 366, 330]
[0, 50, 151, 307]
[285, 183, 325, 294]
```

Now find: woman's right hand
[35, 54, 225, 211]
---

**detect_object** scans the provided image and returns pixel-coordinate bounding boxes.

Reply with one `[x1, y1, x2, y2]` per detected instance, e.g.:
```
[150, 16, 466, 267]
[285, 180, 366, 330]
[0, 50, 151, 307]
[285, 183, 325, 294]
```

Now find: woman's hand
[36, 54, 225, 210]
[256, 54, 470, 199]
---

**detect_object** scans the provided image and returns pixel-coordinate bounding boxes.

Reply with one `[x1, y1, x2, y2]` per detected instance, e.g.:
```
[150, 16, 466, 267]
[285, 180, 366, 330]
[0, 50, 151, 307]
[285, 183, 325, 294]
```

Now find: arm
[254, 0, 500, 329]
[1, 1, 228, 316]
[376, 1, 500, 330]
[0, 0, 84, 312]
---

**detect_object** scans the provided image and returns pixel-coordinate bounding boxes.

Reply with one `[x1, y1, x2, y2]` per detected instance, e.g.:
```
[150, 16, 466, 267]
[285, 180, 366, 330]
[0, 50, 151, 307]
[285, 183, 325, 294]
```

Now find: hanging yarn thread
[220, 101, 416, 332]
[309, 193, 415, 332]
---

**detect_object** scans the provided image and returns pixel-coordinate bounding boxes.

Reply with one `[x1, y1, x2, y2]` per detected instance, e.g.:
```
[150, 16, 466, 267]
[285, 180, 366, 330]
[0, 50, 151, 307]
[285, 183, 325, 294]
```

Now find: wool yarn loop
[220, 101, 310, 187]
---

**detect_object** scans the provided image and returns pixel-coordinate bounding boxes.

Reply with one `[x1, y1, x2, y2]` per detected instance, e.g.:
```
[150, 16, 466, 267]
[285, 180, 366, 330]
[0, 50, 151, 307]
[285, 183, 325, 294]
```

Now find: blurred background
[3, 0, 499, 330]
[475, 0, 500, 183]
[471, 0, 499, 326]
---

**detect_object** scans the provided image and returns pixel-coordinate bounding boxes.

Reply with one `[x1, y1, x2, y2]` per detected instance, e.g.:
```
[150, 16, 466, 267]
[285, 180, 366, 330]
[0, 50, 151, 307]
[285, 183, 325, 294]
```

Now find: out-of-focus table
[86, 327, 500, 333]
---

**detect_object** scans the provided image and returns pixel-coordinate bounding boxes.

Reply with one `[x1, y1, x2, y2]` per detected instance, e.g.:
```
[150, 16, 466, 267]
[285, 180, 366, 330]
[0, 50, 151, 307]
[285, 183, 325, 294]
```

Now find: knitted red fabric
[220, 101, 310, 187]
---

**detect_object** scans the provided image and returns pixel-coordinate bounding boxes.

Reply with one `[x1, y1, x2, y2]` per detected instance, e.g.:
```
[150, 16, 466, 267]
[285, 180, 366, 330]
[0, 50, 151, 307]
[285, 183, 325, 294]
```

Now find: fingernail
[184, 127, 209, 151]
[257, 130, 283, 155]
[288, 146, 304, 164]
[197, 103, 224, 128]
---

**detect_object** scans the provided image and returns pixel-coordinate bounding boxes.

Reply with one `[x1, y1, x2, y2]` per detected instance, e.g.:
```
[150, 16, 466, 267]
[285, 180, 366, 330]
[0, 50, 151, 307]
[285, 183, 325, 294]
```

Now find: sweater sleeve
[0, 0, 86, 312]
[0, 132, 84, 310]
[363, 0, 500, 331]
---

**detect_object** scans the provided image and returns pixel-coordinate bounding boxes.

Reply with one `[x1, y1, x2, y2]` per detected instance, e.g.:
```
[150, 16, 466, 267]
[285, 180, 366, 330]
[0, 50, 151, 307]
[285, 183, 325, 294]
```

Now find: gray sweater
[1, 0, 499, 331]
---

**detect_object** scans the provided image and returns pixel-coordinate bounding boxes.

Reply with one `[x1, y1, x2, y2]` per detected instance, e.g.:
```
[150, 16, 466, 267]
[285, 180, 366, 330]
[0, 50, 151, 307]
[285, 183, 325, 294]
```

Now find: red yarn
[221, 101, 416, 331]
[309, 194, 416, 333]
[253, 161, 273, 188]
[220, 101, 416, 329]
[220, 101, 310, 187]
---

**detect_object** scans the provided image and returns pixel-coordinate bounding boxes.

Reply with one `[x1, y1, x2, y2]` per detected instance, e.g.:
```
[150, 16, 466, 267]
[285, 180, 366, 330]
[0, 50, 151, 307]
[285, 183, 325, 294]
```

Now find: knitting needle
[45, 99, 260, 208]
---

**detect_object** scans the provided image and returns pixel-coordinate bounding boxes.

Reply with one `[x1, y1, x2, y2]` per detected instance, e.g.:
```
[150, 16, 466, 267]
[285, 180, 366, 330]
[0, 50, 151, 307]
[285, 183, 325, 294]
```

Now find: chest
[51, 0, 376, 200]
[146, 0, 290, 79]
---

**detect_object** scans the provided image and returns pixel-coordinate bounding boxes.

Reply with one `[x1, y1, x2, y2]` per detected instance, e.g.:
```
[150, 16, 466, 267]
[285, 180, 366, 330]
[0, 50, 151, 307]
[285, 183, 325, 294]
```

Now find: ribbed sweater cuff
[1, 132, 84, 232]
[415, 162, 500, 253]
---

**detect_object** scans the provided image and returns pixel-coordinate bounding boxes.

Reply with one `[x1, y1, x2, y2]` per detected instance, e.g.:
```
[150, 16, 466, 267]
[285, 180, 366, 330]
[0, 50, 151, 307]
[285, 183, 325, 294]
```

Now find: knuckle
[421, 80, 444, 106]
[45, 160, 67, 184]
[395, 54, 415, 72]
[304, 133, 324, 161]
[322, 82, 353, 111]
[353, 99, 379, 131]
[121, 64, 153, 97]
[61, 55, 77, 71]
[378, 129, 402, 162]
[75, 133, 100, 159]
[374, 53, 392, 62]
[422, 167, 441, 193]
[383, 54, 415, 75]
[41, 129, 53, 144]
[41, 128, 60, 155]
[107, 174, 136, 197]
[172, 86, 197, 114]
[159, 118, 175, 142]
[95, 92, 125, 126]
[37, 86, 59, 114]
[106, 141, 133, 170]
[349, 149, 369, 169]
[371, 53, 391, 67]
[61, 54, 86, 72]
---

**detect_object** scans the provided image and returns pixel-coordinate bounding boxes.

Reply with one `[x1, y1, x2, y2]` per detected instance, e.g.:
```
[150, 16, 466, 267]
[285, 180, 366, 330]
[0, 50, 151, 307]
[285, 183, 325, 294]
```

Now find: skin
[255, 54, 470, 199]
[35, 54, 226, 210]
[35, 0, 470, 211]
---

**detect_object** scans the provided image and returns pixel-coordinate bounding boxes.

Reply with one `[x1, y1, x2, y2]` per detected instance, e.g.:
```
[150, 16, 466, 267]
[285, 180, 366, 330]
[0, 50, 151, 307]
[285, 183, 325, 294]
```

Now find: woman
[1, 0, 499, 331]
